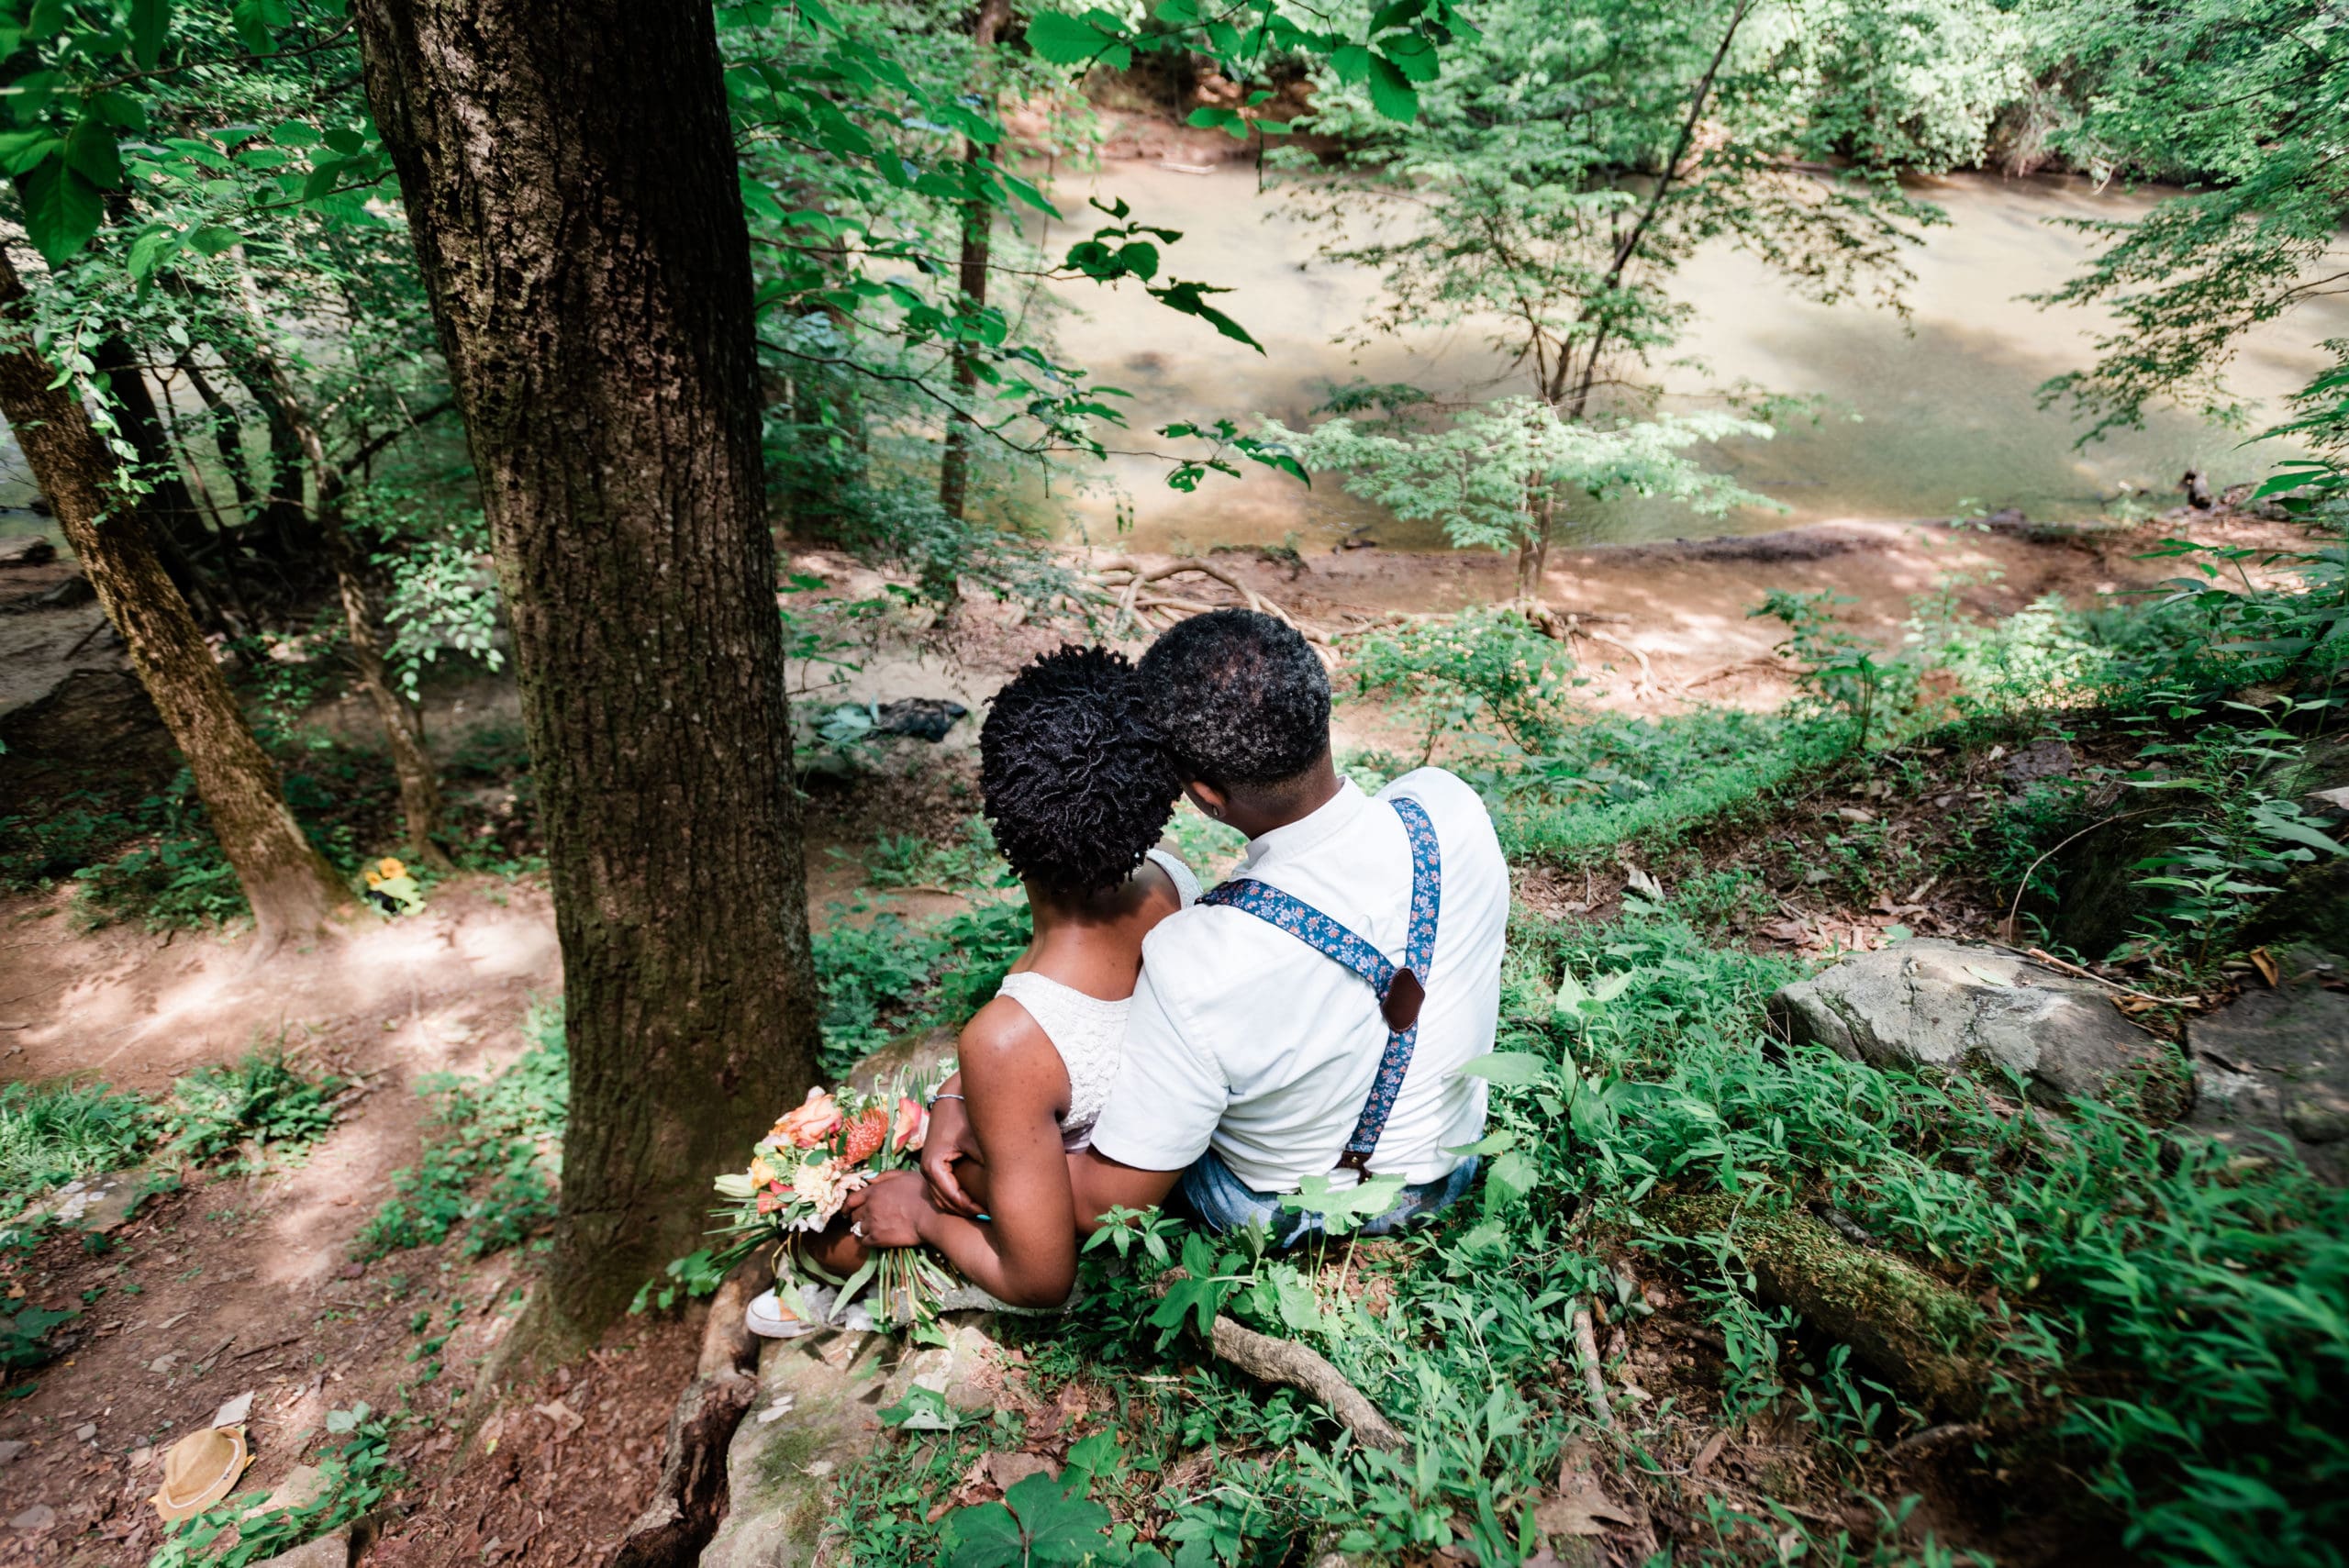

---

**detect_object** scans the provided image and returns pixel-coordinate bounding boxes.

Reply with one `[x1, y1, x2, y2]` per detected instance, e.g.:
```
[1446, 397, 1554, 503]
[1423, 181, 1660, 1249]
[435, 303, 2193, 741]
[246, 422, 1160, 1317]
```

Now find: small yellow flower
[364, 870, 384, 888]
[377, 857, 406, 879]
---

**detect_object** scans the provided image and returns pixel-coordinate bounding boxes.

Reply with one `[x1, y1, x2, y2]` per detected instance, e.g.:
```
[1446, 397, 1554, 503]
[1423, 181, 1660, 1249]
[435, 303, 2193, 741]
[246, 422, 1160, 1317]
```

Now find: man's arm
[1082, 964, 1225, 1211]
[1067, 1148, 1183, 1235]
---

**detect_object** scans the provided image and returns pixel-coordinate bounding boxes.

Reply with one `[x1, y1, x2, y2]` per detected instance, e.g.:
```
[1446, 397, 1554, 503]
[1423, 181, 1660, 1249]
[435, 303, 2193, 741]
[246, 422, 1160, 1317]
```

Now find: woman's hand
[843, 1170, 934, 1250]
[919, 1093, 985, 1218]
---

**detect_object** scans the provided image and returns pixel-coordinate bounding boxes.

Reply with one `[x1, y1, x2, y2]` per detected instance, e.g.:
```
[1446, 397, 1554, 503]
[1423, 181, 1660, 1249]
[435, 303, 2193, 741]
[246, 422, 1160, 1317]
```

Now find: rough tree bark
[0, 250, 351, 949]
[353, 0, 823, 1338]
[934, 0, 1012, 526]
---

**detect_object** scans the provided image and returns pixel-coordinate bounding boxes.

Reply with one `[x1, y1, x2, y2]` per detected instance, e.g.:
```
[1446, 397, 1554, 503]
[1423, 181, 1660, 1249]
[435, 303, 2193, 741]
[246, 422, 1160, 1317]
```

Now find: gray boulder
[699, 1313, 1001, 1568]
[1770, 940, 2167, 1108]
[2184, 951, 2349, 1185]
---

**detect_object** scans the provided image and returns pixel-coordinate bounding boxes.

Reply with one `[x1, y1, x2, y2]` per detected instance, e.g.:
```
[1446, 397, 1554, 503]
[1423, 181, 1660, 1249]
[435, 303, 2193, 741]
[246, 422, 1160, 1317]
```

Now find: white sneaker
[745, 1284, 828, 1339]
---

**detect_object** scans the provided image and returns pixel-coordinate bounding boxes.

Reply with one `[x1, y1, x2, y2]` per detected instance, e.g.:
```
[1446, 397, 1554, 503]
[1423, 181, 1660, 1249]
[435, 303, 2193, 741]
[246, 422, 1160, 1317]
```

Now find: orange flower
[841, 1106, 889, 1165]
[773, 1087, 843, 1149]
[892, 1095, 928, 1153]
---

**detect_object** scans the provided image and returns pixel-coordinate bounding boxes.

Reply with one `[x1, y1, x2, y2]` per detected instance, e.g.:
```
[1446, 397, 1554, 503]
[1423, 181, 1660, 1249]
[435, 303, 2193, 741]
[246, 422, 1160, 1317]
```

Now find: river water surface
[1027, 163, 2349, 553]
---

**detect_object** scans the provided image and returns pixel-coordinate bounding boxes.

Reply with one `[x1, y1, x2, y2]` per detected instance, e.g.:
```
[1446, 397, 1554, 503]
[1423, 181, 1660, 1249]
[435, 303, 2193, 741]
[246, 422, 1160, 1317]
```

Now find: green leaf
[1458, 1051, 1546, 1086]
[1148, 280, 1262, 352]
[27, 0, 68, 41]
[129, 0, 170, 67]
[1278, 1172, 1407, 1236]
[17, 160, 104, 263]
[1004, 1471, 1113, 1565]
[1379, 31, 1441, 83]
[63, 117, 124, 191]
[1486, 1148, 1539, 1202]
[0, 131, 61, 177]
[1366, 52, 1420, 121]
[230, 0, 291, 52]
[126, 226, 180, 282]
[941, 1500, 1024, 1568]
[91, 92, 148, 130]
[1027, 10, 1115, 64]
[186, 225, 241, 257]
[1442, 1129, 1516, 1158]
[877, 1383, 960, 1431]
[1328, 43, 1371, 84]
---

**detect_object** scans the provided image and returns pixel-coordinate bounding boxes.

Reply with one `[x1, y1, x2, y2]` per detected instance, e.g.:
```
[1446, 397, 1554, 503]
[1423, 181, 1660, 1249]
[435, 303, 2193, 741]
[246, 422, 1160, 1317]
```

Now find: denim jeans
[1171, 1149, 1479, 1248]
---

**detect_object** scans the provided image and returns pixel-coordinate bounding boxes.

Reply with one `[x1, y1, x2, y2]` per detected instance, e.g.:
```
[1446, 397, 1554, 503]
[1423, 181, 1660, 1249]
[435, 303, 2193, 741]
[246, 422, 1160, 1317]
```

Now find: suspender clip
[1380, 969, 1424, 1031]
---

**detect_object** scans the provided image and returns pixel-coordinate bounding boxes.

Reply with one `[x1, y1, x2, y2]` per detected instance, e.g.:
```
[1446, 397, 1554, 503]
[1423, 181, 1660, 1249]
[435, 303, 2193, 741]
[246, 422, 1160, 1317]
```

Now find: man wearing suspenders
[1064, 609, 1510, 1240]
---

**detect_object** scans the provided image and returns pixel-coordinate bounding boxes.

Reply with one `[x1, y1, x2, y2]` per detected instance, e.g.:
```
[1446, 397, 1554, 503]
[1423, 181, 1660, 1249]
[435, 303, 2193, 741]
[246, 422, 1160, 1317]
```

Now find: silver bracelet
[929, 1092, 965, 1106]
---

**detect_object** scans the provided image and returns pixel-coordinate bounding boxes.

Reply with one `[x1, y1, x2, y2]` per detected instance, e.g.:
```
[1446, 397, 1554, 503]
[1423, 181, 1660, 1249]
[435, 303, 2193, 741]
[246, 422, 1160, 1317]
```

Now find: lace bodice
[996, 849, 1197, 1151]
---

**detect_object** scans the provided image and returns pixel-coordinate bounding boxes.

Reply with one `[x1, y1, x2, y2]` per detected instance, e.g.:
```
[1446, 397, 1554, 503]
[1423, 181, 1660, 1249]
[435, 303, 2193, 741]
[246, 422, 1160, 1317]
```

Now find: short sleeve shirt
[1087, 769, 1508, 1190]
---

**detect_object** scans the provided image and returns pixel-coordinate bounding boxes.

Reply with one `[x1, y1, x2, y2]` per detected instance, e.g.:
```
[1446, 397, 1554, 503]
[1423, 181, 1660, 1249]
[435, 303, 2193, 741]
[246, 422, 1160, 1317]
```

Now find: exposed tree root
[1155, 1271, 1408, 1451]
[1648, 1191, 1992, 1418]
[1571, 1301, 1616, 1429]
[611, 1260, 773, 1568]
[1085, 555, 1331, 648]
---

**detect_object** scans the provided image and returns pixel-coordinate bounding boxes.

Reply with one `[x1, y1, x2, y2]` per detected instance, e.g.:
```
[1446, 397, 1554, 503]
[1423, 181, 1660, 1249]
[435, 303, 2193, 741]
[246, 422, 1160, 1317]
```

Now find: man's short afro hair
[980, 644, 1183, 899]
[1137, 608, 1330, 788]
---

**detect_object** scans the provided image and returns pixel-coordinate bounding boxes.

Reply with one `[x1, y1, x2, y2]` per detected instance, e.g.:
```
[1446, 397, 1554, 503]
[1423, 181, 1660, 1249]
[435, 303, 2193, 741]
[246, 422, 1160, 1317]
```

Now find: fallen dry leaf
[534, 1398, 583, 1443]
[1533, 1440, 1642, 1540]
[1689, 1429, 1730, 1479]
[2249, 948, 2279, 987]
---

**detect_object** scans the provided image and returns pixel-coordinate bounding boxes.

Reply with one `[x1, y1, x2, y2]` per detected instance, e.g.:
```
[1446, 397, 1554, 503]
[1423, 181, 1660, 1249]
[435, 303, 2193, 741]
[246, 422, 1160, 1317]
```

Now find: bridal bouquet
[707, 1073, 957, 1331]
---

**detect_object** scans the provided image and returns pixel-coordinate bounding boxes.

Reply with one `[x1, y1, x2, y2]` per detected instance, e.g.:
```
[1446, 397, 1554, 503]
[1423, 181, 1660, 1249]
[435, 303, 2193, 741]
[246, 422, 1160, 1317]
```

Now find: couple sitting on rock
[748, 608, 1508, 1335]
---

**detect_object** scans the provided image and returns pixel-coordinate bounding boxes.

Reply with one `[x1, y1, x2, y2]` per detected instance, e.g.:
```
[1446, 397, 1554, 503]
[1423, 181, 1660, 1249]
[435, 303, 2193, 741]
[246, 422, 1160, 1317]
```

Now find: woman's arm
[855, 1004, 1076, 1307]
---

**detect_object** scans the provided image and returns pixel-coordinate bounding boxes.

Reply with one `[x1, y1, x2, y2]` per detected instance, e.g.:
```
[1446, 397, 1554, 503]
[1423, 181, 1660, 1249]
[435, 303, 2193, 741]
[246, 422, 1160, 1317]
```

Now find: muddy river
[1025, 162, 2349, 553]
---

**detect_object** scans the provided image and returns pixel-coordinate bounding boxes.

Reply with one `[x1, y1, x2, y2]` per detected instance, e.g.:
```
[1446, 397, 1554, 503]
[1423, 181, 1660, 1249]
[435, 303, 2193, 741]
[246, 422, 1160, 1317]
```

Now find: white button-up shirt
[1089, 768, 1508, 1190]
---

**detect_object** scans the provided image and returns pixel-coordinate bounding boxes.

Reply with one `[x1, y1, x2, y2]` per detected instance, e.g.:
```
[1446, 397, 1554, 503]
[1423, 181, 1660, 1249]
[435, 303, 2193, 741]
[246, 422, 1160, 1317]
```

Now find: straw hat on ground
[151, 1424, 250, 1524]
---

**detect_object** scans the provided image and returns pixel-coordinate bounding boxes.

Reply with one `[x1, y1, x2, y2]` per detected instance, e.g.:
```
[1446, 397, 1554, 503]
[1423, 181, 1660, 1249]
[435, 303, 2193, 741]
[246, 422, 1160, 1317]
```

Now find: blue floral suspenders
[1197, 795, 1442, 1173]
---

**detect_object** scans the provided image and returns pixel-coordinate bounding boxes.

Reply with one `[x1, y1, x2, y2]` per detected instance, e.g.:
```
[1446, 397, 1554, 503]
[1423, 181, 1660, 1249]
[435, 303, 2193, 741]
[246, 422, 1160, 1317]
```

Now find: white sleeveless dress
[995, 848, 1199, 1151]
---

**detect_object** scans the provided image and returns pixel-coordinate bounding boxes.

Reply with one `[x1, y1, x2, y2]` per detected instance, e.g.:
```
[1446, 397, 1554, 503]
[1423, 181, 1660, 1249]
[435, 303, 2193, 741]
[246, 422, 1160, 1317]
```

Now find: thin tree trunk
[1549, 0, 1752, 417]
[323, 515, 451, 871]
[0, 252, 351, 948]
[935, 0, 1012, 526]
[226, 277, 455, 874]
[354, 0, 823, 1339]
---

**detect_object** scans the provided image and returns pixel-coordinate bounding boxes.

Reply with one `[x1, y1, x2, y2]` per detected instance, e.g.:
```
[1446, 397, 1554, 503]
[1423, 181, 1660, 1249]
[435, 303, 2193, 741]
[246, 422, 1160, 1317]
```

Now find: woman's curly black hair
[979, 645, 1184, 899]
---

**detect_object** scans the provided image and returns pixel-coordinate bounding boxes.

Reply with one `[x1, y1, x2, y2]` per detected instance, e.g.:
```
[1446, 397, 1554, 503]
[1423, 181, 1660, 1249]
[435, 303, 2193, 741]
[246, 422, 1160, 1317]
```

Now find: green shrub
[812, 894, 1031, 1081]
[0, 1080, 150, 1209]
[160, 1051, 341, 1170]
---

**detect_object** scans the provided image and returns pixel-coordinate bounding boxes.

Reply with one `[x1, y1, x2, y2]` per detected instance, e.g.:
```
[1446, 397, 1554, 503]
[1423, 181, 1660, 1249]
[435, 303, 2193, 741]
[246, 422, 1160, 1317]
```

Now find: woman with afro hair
[751, 645, 1196, 1322]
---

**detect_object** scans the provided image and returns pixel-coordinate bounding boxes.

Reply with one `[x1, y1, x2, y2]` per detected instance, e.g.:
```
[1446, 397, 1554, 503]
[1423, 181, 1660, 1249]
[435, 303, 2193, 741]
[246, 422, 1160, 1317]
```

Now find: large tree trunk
[0, 252, 351, 948]
[353, 0, 823, 1338]
[934, 0, 1012, 527]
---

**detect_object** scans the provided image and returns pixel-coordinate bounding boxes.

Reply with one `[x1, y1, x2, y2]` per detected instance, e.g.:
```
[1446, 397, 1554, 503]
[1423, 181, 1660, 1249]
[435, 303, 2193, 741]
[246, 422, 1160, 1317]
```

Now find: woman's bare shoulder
[957, 995, 1070, 1110]
[958, 995, 1053, 1065]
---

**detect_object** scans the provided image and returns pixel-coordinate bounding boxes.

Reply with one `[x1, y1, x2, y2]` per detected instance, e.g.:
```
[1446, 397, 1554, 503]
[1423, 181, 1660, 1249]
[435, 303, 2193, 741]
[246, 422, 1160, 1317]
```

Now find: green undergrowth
[355, 1005, 566, 1262]
[0, 1079, 151, 1207]
[814, 892, 1032, 1081]
[837, 903, 2346, 1566]
[832, 535, 2349, 1567]
[1, 1048, 343, 1218]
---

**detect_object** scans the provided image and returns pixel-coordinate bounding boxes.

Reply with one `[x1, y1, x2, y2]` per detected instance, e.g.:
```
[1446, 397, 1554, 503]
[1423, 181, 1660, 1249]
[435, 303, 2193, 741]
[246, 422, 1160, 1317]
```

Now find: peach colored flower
[773, 1086, 843, 1149]
[786, 1157, 870, 1229]
[892, 1096, 928, 1153]
[748, 1151, 785, 1188]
